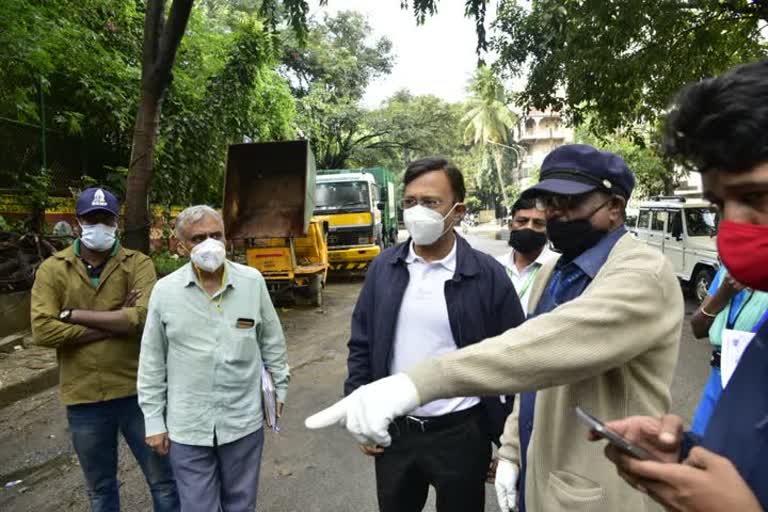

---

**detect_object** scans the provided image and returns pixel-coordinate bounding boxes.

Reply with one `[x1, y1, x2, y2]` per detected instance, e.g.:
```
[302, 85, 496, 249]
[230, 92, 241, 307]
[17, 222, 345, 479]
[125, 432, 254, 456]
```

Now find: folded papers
[261, 366, 280, 432]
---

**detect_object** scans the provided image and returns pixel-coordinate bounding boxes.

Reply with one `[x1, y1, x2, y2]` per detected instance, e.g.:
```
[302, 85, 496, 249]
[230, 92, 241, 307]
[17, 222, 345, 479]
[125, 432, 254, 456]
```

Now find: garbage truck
[222, 140, 328, 306]
[314, 167, 399, 271]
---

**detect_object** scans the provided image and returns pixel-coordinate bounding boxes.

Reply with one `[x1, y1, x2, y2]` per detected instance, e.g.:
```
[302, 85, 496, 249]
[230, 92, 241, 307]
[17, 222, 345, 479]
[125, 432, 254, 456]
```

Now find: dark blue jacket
[688, 322, 768, 508]
[344, 235, 525, 441]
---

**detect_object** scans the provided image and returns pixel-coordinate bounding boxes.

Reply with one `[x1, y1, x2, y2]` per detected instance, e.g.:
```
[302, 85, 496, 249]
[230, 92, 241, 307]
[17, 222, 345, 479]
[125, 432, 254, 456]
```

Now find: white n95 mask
[79, 223, 117, 251]
[191, 238, 226, 272]
[403, 204, 458, 245]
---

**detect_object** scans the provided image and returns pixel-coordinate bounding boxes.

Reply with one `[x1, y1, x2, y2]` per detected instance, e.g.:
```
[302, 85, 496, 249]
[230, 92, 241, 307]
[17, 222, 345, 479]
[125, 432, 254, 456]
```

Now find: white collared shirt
[390, 240, 480, 417]
[496, 245, 558, 313]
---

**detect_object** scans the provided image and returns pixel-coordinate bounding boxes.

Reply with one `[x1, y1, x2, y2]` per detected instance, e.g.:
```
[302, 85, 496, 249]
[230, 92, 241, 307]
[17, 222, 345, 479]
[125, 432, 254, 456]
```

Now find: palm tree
[462, 66, 517, 208]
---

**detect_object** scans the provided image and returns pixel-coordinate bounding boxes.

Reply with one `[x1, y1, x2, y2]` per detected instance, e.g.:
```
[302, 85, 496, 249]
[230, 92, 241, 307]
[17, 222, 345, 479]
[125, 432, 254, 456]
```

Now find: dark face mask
[546, 200, 612, 260]
[508, 228, 548, 254]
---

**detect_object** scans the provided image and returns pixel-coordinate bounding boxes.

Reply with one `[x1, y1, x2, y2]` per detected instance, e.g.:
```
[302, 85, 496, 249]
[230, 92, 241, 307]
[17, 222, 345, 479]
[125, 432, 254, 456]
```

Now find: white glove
[494, 459, 519, 511]
[305, 373, 420, 446]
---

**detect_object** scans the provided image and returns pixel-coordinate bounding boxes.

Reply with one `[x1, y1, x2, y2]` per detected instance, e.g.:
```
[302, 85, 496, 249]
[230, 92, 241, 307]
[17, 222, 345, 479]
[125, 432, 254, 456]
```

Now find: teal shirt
[138, 261, 290, 446]
[707, 266, 768, 346]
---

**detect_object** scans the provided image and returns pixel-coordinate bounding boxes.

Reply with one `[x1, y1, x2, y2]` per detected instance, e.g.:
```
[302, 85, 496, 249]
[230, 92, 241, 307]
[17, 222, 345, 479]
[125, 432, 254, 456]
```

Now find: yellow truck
[222, 141, 328, 306]
[315, 167, 399, 271]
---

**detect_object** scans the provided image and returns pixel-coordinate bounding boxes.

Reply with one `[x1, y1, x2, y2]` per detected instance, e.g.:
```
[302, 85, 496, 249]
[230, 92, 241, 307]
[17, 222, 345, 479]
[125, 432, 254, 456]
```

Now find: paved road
[0, 231, 710, 511]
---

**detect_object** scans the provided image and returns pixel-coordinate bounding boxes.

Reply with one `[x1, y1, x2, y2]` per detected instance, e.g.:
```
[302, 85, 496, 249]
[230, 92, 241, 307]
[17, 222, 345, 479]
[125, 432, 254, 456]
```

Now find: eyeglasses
[534, 194, 593, 210]
[400, 197, 445, 210]
[189, 232, 224, 245]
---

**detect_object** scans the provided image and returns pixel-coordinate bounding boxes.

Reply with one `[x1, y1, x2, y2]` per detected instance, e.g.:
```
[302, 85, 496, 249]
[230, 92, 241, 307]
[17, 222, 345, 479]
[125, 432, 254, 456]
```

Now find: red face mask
[717, 220, 768, 291]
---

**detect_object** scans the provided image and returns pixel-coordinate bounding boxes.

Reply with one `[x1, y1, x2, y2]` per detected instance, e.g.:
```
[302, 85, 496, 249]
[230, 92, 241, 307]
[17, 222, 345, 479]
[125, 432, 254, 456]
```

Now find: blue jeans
[66, 395, 179, 512]
[691, 367, 723, 436]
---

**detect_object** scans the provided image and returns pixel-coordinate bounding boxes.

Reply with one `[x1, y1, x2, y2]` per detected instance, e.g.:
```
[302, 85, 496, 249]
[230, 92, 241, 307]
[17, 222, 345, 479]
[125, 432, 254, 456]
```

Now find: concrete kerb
[0, 331, 30, 354]
[0, 332, 59, 410]
[463, 223, 509, 241]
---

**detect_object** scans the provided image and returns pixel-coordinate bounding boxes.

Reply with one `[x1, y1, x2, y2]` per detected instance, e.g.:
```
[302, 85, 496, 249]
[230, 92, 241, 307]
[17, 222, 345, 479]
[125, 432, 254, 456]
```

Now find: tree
[284, 11, 394, 169]
[281, 10, 393, 99]
[462, 66, 517, 207]
[491, 0, 768, 134]
[153, 15, 295, 206]
[123, 0, 194, 252]
[575, 123, 686, 198]
[124, 0, 318, 252]
[0, 0, 145, 192]
[353, 90, 465, 174]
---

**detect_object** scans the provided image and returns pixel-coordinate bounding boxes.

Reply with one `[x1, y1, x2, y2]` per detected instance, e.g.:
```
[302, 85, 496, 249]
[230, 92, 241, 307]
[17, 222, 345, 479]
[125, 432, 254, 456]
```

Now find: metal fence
[0, 118, 93, 192]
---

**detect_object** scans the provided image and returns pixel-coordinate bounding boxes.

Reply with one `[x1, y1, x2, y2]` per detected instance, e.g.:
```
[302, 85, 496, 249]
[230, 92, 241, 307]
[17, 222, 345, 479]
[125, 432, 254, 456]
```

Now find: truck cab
[315, 169, 398, 271]
[630, 196, 719, 302]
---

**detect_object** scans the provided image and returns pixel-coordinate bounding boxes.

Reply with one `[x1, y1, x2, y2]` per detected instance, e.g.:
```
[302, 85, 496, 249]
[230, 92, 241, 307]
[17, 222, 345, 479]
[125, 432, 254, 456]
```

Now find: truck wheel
[692, 267, 715, 303]
[309, 274, 323, 307]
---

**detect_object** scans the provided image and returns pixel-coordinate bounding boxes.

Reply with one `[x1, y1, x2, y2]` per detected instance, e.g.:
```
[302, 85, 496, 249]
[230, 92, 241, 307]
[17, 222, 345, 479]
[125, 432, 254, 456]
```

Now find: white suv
[629, 197, 719, 302]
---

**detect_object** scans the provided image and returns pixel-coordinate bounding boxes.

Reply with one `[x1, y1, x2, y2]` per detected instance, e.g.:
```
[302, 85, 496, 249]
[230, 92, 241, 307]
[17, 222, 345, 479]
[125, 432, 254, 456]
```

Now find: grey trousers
[169, 429, 264, 512]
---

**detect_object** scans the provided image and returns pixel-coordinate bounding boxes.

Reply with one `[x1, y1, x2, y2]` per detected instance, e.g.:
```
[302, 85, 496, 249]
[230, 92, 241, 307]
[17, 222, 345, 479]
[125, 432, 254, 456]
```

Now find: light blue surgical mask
[79, 222, 117, 251]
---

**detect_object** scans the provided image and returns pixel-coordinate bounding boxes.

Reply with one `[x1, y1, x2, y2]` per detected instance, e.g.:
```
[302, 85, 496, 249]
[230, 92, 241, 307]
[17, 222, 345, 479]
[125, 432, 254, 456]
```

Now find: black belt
[711, 349, 721, 369]
[391, 404, 481, 435]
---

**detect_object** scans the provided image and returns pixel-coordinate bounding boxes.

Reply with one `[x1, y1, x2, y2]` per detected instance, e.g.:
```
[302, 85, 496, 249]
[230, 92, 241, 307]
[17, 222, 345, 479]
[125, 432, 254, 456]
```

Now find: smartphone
[575, 406, 659, 461]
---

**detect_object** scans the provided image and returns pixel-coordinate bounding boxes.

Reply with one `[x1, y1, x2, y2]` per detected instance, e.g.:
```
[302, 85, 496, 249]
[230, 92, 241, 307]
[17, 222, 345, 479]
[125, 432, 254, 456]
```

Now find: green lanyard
[507, 265, 541, 299]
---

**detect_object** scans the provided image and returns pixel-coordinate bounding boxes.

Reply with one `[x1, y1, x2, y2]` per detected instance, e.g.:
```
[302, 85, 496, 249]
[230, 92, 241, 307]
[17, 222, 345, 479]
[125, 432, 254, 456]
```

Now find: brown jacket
[407, 234, 682, 512]
[31, 243, 156, 405]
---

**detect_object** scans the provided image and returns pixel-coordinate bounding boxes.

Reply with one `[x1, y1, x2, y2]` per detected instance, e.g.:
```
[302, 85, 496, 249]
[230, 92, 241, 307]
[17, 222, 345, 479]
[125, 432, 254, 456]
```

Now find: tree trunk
[121, 0, 194, 253]
[124, 93, 161, 253]
[493, 147, 509, 208]
[662, 159, 676, 195]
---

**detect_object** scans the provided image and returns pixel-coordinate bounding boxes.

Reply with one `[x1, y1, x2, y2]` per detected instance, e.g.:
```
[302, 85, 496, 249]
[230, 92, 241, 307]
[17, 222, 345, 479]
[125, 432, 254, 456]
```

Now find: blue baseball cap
[76, 187, 120, 217]
[524, 144, 635, 199]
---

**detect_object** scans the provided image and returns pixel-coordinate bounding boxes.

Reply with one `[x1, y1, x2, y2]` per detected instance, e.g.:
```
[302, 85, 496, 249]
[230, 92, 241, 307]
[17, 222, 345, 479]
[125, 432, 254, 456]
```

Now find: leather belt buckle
[405, 416, 428, 432]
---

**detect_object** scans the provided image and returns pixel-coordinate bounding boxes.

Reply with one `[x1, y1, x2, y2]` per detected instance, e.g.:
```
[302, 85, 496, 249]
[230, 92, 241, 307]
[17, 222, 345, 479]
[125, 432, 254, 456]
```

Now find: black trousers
[374, 408, 491, 512]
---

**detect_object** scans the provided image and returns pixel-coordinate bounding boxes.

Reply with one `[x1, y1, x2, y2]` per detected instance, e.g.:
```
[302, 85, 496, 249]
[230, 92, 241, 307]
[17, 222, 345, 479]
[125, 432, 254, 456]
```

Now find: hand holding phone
[576, 406, 659, 461]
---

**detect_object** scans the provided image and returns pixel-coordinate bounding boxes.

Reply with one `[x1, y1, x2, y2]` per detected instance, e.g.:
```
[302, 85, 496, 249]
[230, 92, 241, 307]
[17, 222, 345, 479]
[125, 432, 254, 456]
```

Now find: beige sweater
[407, 234, 683, 512]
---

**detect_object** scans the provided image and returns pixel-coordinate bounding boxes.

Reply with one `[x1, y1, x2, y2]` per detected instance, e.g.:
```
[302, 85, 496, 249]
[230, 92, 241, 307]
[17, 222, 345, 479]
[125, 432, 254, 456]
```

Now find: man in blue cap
[31, 188, 179, 511]
[306, 144, 684, 512]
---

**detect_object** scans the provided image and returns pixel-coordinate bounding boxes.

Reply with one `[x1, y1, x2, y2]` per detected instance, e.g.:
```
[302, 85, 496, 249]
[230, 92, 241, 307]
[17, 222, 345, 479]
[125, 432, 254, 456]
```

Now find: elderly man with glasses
[138, 205, 290, 512]
[307, 144, 684, 512]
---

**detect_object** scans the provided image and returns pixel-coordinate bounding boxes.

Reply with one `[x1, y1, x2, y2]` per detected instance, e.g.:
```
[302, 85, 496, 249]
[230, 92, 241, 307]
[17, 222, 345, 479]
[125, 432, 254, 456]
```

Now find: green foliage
[575, 124, 685, 198]
[462, 66, 518, 207]
[282, 11, 393, 99]
[1, 2, 296, 207]
[464, 196, 482, 212]
[151, 251, 188, 277]
[353, 90, 466, 174]
[80, 166, 129, 198]
[154, 15, 296, 205]
[0, 0, 143, 187]
[286, 11, 394, 169]
[462, 67, 517, 147]
[491, 0, 768, 133]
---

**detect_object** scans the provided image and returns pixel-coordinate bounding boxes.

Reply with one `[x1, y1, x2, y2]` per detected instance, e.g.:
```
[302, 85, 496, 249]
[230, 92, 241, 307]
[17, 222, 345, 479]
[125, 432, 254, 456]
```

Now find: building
[511, 109, 574, 190]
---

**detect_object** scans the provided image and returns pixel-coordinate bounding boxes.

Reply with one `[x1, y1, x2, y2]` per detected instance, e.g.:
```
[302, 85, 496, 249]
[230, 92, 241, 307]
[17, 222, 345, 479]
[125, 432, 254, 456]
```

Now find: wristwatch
[59, 309, 72, 322]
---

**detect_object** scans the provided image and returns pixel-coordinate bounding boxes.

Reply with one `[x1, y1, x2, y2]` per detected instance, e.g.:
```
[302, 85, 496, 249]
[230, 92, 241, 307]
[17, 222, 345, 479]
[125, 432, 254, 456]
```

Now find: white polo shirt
[390, 240, 480, 417]
[496, 245, 558, 313]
